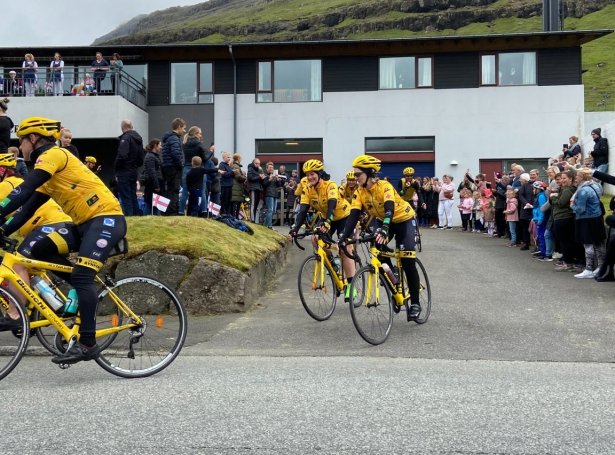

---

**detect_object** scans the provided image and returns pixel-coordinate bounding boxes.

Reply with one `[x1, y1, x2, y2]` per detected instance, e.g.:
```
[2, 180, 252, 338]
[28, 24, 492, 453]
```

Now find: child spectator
[186, 156, 207, 217]
[471, 190, 483, 232]
[504, 189, 519, 247]
[483, 189, 496, 237]
[532, 181, 548, 259]
[457, 188, 473, 231]
[58, 128, 80, 159]
[83, 74, 94, 94]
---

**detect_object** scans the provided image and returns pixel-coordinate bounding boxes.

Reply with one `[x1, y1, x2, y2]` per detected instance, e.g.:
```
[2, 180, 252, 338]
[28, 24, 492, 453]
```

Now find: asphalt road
[1, 228, 613, 454]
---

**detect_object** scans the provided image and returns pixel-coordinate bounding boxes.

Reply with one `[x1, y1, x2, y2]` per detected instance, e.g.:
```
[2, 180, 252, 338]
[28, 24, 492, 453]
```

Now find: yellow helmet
[0, 153, 16, 168]
[303, 159, 324, 173]
[85, 156, 97, 164]
[403, 166, 415, 176]
[352, 154, 381, 172]
[16, 116, 62, 140]
[346, 171, 356, 180]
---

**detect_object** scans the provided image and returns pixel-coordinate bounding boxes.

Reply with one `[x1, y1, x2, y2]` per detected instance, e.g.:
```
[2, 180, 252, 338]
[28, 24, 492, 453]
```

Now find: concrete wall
[214, 85, 585, 186]
[8, 96, 148, 140]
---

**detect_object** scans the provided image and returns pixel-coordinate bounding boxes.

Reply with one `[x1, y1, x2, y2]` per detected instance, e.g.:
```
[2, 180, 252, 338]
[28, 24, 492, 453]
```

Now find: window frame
[480, 51, 537, 87]
[256, 59, 322, 103]
[378, 55, 434, 90]
[170, 61, 214, 105]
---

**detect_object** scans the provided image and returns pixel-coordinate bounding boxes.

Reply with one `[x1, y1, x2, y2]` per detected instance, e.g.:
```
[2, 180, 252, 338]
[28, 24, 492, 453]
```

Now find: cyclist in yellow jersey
[397, 166, 425, 212]
[289, 160, 356, 300]
[0, 153, 78, 327]
[339, 154, 422, 320]
[339, 170, 358, 204]
[0, 117, 126, 364]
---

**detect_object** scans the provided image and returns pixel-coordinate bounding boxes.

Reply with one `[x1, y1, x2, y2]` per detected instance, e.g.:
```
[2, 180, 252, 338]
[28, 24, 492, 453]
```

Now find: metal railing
[0, 66, 146, 110]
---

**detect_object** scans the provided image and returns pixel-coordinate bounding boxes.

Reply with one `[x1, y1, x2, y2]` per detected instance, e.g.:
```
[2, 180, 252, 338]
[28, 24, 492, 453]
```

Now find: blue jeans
[116, 173, 139, 216]
[179, 165, 192, 214]
[508, 221, 517, 244]
[544, 227, 554, 257]
[264, 196, 276, 227]
[536, 222, 546, 255]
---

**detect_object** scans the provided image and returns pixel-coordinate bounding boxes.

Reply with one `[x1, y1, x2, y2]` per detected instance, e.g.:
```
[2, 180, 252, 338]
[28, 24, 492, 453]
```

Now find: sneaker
[407, 303, 421, 321]
[437, 226, 445, 230]
[344, 285, 358, 303]
[552, 252, 563, 259]
[593, 267, 602, 275]
[430, 224, 438, 229]
[51, 342, 101, 365]
[0, 316, 23, 331]
[537, 255, 553, 262]
[570, 265, 585, 273]
[574, 269, 595, 279]
[445, 227, 453, 230]
[554, 263, 572, 272]
[531, 250, 542, 256]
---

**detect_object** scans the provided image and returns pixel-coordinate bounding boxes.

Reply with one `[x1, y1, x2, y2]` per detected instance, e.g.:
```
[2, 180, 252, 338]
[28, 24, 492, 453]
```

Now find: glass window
[255, 138, 323, 155]
[123, 64, 148, 89]
[499, 52, 536, 86]
[365, 137, 435, 153]
[380, 56, 433, 89]
[380, 57, 415, 89]
[481, 55, 496, 85]
[417, 57, 432, 88]
[171, 63, 196, 104]
[257, 60, 321, 103]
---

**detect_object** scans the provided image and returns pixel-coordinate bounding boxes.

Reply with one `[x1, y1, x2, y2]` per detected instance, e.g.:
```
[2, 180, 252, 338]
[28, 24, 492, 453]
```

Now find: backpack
[215, 214, 254, 235]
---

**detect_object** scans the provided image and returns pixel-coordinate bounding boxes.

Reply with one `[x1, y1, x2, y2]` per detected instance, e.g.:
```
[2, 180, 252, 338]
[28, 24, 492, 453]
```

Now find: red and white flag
[208, 201, 221, 216]
[152, 193, 170, 213]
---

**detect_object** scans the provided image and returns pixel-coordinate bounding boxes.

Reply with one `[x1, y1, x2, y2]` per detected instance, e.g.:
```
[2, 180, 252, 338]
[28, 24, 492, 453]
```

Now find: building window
[365, 137, 435, 154]
[481, 52, 536, 86]
[171, 62, 213, 104]
[257, 60, 321, 103]
[379, 56, 433, 89]
[255, 138, 323, 155]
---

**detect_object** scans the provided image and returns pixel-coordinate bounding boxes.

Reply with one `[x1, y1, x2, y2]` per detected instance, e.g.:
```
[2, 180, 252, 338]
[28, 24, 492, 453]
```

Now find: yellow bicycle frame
[0, 250, 143, 342]
[312, 237, 346, 294]
[363, 246, 417, 307]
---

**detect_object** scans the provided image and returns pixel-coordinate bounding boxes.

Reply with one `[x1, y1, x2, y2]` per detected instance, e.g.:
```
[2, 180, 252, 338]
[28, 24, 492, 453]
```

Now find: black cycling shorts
[386, 218, 417, 252]
[329, 217, 348, 239]
[17, 222, 78, 258]
[74, 215, 127, 271]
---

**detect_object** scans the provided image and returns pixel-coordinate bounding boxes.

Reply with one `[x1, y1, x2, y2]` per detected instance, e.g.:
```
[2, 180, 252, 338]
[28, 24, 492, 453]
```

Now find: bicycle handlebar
[291, 229, 336, 251]
[0, 234, 18, 254]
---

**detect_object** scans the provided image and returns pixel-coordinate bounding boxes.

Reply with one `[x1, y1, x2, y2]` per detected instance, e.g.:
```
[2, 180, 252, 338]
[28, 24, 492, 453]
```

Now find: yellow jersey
[34, 146, 122, 225]
[398, 177, 418, 202]
[294, 176, 308, 197]
[351, 179, 415, 223]
[300, 179, 350, 221]
[0, 176, 72, 237]
[339, 183, 357, 204]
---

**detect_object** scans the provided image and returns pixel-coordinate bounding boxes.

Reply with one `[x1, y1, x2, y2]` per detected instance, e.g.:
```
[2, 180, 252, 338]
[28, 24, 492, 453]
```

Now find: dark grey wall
[537, 47, 581, 85]
[434, 53, 480, 89]
[148, 105, 215, 147]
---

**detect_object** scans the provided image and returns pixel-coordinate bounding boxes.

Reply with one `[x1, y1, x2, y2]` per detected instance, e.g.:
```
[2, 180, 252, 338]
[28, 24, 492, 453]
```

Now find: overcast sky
[5, 0, 204, 47]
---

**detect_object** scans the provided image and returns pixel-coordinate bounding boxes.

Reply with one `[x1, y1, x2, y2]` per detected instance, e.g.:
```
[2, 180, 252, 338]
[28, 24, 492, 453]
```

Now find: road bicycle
[0, 236, 187, 381]
[238, 196, 252, 222]
[292, 229, 364, 321]
[341, 232, 431, 345]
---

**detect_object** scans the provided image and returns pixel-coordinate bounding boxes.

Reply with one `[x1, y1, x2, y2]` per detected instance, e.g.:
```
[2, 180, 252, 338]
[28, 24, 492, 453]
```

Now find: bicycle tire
[297, 255, 337, 321]
[0, 288, 30, 381]
[94, 275, 188, 379]
[403, 258, 432, 324]
[415, 233, 422, 253]
[349, 265, 393, 345]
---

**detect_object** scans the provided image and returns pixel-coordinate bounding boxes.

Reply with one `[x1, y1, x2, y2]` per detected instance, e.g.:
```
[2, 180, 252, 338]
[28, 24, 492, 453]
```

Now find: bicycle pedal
[393, 304, 401, 314]
[58, 362, 71, 370]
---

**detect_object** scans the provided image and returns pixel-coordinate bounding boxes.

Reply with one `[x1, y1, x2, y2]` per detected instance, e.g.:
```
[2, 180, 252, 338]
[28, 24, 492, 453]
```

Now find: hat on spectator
[85, 156, 97, 164]
[591, 128, 601, 136]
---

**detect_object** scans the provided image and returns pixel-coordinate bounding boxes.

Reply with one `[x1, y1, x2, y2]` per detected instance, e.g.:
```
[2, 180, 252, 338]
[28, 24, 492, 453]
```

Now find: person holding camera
[262, 162, 284, 228]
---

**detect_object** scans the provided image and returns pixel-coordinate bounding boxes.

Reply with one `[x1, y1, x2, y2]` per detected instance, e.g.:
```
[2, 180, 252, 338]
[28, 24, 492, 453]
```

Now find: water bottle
[381, 263, 398, 285]
[62, 289, 79, 315]
[332, 256, 342, 273]
[31, 276, 64, 311]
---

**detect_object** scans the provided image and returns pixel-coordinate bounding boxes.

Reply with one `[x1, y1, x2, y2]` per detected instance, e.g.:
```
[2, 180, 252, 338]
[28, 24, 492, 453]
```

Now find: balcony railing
[0, 66, 146, 110]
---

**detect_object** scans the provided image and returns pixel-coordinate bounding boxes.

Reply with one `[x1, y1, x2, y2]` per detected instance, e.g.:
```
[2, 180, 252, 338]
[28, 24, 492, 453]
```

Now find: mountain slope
[94, 0, 615, 111]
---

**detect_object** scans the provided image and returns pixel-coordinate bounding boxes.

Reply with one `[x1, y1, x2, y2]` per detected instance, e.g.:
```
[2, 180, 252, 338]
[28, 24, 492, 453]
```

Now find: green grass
[123, 216, 286, 272]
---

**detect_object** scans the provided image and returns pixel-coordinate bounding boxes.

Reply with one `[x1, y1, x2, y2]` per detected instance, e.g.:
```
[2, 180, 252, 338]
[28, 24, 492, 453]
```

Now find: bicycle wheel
[415, 231, 422, 253]
[298, 255, 337, 321]
[32, 310, 65, 355]
[0, 288, 30, 381]
[94, 275, 188, 378]
[403, 259, 432, 324]
[349, 265, 393, 345]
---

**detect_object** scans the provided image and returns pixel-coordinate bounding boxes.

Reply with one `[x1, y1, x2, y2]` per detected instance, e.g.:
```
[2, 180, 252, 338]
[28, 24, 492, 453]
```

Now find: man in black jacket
[114, 119, 143, 216]
[590, 128, 609, 173]
[247, 158, 265, 222]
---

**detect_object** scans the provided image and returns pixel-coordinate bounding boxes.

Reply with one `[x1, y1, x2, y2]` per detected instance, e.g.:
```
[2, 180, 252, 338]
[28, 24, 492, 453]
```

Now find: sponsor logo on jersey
[0, 197, 10, 207]
[58, 228, 69, 234]
[100, 230, 112, 238]
[41, 226, 54, 234]
[96, 239, 108, 248]
[86, 194, 99, 206]
[103, 218, 115, 227]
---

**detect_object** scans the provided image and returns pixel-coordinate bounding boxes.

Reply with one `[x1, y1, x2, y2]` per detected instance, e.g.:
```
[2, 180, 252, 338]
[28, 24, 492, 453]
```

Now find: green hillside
[95, 0, 615, 111]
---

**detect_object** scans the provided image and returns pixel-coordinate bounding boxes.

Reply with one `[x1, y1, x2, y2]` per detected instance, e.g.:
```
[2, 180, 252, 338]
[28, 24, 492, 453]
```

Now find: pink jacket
[504, 198, 519, 222]
[459, 197, 473, 214]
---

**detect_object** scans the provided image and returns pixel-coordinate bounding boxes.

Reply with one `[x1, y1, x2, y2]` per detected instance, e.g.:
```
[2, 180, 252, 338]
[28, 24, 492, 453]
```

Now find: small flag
[152, 193, 170, 213]
[208, 201, 221, 216]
